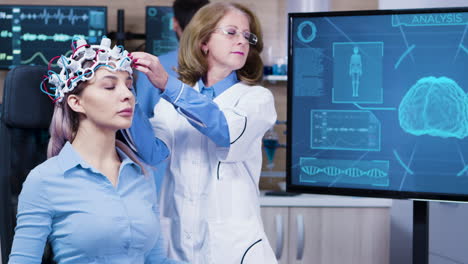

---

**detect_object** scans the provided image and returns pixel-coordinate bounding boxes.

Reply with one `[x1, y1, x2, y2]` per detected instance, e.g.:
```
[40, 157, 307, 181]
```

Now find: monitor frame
[286, 7, 468, 202]
[0, 4, 107, 70]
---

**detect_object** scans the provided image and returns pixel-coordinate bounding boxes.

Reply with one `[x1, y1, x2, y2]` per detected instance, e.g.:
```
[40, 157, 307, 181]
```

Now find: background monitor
[287, 7, 468, 201]
[0, 5, 107, 69]
[145, 6, 178, 56]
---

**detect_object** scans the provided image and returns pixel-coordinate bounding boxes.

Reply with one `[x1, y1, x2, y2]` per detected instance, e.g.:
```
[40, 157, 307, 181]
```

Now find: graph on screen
[0, 5, 107, 69]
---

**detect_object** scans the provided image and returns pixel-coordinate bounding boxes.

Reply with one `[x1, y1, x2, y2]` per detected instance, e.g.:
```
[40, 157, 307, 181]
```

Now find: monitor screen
[287, 7, 468, 201]
[145, 6, 178, 56]
[0, 5, 106, 69]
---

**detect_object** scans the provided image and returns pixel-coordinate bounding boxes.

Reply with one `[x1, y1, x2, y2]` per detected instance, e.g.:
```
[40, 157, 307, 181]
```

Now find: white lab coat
[150, 81, 278, 264]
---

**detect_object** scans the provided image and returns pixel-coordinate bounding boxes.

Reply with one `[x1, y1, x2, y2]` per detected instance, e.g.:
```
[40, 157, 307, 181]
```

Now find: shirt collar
[57, 142, 88, 174]
[57, 142, 142, 176]
[116, 145, 143, 174]
[197, 71, 239, 98]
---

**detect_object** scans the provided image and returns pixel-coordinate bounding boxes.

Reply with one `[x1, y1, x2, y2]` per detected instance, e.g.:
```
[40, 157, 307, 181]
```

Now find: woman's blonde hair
[177, 2, 264, 86]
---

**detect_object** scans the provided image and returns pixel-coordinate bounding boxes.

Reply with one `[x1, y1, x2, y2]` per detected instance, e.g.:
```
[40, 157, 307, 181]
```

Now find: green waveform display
[19, 8, 89, 25]
[21, 33, 85, 42]
[0, 6, 106, 69]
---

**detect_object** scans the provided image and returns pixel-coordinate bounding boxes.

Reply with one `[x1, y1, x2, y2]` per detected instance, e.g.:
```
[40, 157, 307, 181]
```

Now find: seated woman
[8, 37, 183, 264]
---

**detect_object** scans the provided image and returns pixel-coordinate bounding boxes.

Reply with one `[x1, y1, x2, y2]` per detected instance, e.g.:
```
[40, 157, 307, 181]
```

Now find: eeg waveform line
[19, 8, 89, 25]
[21, 33, 85, 42]
[20, 50, 73, 65]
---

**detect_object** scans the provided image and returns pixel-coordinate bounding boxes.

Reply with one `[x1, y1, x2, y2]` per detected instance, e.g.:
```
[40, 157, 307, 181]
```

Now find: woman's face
[70, 68, 135, 131]
[202, 10, 251, 73]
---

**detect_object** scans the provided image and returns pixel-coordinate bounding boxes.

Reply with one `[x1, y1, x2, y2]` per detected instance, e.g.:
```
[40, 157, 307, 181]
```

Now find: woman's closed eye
[101, 79, 116, 90]
[103, 86, 133, 91]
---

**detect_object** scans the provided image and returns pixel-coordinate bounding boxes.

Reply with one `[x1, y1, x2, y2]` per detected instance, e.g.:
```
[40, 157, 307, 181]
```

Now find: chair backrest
[0, 65, 54, 264]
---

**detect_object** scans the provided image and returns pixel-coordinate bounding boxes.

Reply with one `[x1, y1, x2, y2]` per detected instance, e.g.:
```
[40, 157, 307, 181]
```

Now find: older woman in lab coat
[130, 2, 277, 263]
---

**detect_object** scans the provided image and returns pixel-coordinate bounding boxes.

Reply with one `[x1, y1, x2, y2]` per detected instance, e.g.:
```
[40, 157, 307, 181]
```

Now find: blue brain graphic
[399, 76, 468, 139]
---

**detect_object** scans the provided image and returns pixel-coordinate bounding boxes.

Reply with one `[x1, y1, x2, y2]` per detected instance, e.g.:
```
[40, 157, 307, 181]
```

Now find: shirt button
[185, 233, 192, 239]
[124, 242, 130, 249]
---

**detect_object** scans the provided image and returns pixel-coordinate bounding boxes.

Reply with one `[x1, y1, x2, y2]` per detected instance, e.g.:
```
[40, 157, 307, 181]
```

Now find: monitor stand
[413, 200, 429, 264]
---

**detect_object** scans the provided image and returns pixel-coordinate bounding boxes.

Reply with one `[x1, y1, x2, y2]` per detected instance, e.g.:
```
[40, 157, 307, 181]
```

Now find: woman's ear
[67, 94, 85, 114]
[201, 43, 208, 55]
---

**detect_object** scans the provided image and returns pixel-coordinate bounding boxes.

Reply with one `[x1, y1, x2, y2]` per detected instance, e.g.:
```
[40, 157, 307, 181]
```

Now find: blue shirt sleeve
[135, 71, 161, 119]
[160, 76, 230, 147]
[125, 104, 170, 166]
[9, 168, 52, 264]
[135, 49, 179, 119]
[158, 49, 179, 79]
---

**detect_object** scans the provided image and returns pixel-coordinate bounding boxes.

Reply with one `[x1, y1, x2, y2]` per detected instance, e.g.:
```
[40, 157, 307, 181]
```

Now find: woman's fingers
[133, 64, 149, 74]
[131, 53, 160, 71]
[131, 52, 159, 65]
[131, 52, 168, 91]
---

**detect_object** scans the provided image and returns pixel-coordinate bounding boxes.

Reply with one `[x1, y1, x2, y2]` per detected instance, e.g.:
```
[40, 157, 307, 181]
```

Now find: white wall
[379, 0, 468, 9]
[287, 0, 330, 13]
[429, 202, 468, 264]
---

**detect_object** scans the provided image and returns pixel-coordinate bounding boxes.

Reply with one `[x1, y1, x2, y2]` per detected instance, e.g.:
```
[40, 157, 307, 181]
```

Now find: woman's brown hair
[177, 2, 264, 86]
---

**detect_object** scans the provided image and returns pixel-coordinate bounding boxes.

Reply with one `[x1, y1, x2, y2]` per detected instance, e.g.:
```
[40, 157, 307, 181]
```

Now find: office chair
[0, 65, 55, 264]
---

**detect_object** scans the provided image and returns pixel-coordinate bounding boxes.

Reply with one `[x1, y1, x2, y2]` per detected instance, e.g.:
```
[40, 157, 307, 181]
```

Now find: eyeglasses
[214, 26, 258, 45]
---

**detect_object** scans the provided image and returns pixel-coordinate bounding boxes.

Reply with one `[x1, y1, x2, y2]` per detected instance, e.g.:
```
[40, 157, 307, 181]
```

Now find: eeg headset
[41, 36, 133, 102]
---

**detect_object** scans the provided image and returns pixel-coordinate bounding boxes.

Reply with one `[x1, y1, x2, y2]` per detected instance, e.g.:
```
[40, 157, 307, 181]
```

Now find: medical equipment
[40, 36, 133, 102]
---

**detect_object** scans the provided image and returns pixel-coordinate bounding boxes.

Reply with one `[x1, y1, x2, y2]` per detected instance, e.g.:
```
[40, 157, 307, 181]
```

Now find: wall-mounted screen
[287, 7, 468, 201]
[0, 5, 107, 69]
[145, 6, 178, 56]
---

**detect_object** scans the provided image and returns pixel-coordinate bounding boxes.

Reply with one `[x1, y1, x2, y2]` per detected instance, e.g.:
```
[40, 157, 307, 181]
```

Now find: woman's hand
[130, 52, 168, 92]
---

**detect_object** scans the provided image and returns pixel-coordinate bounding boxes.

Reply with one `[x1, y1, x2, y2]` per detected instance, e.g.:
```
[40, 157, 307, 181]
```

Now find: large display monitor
[0, 5, 106, 69]
[287, 7, 468, 201]
[145, 6, 178, 56]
